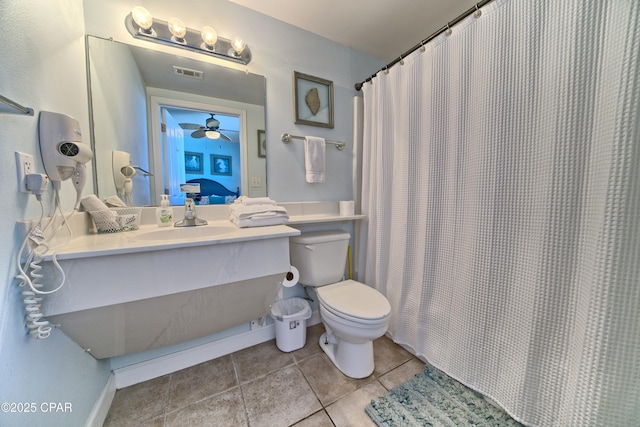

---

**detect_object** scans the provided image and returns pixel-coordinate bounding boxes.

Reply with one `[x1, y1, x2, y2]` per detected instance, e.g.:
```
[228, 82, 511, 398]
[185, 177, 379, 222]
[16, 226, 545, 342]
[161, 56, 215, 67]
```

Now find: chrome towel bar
[282, 133, 346, 150]
[0, 94, 33, 116]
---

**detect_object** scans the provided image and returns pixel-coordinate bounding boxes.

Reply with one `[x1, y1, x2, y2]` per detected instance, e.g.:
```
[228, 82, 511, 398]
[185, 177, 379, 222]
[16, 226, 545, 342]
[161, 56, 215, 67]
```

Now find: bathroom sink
[132, 225, 237, 241]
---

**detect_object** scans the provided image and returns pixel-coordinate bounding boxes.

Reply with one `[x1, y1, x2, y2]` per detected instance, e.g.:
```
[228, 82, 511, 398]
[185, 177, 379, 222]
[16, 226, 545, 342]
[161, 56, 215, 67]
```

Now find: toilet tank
[290, 230, 350, 287]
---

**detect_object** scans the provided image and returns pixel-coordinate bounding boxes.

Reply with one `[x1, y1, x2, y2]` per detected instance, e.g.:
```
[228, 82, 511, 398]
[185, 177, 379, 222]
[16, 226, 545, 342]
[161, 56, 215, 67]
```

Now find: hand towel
[82, 194, 119, 230]
[104, 195, 127, 207]
[81, 194, 110, 212]
[304, 136, 325, 183]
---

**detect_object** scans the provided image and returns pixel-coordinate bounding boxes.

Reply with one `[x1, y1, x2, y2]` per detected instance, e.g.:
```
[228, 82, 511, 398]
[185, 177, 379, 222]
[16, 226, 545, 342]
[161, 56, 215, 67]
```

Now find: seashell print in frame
[293, 71, 334, 128]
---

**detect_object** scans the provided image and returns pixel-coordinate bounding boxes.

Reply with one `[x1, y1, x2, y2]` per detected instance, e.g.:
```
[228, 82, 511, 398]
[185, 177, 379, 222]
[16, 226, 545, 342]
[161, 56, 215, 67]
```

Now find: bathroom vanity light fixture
[125, 6, 251, 65]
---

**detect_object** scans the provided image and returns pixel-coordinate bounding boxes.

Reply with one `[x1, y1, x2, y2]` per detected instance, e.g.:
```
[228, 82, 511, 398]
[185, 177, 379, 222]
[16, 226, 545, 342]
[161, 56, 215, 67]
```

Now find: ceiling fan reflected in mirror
[179, 114, 233, 141]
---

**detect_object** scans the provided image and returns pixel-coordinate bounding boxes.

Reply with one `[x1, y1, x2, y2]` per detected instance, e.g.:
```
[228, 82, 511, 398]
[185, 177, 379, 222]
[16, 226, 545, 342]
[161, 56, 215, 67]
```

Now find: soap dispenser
[156, 195, 173, 227]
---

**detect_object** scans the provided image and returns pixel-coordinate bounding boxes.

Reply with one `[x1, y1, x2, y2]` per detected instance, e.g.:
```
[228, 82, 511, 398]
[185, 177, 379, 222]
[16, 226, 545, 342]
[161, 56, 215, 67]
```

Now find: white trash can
[270, 297, 312, 352]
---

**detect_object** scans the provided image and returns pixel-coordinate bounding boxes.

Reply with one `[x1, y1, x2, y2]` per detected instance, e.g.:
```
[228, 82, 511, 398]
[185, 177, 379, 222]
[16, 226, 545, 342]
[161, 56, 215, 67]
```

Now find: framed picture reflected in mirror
[211, 154, 232, 176]
[258, 130, 266, 158]
[185, 152, 203, 174]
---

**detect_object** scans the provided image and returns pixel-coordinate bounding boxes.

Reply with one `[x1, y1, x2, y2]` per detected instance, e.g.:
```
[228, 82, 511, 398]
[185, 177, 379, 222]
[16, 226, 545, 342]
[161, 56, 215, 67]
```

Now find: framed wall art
[185, 151, 203, 174]
[211, 154, 232, 176]
[257, 129, 266, 158]
[293, 71, 334, 128]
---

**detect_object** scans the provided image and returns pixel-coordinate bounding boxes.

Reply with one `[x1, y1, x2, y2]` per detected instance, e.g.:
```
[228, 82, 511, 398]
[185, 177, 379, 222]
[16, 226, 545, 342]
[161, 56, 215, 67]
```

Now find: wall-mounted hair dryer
[38, 111, 93, 198]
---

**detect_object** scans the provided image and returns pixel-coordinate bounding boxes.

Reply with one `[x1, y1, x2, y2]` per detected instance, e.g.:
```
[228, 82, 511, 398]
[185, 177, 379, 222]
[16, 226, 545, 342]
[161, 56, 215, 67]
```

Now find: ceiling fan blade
[220, 132, 232, 142]
[191, 129, 206, 138]
[179, 123, 202, 130]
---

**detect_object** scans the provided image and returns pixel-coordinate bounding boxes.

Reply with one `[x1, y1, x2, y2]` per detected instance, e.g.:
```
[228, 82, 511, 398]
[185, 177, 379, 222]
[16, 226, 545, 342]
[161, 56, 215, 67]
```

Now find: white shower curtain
[360, 0, 639, 425]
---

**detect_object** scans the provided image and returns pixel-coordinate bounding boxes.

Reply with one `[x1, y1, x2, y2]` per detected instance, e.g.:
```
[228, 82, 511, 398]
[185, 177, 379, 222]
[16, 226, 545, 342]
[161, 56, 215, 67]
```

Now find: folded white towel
[81, 194, 110, 212]
[229, 201, 289, 228]
[231, 215, 289, 228]
[235, 196, 277, 206]
[304, 136, 325, 183]
[229, 203, 289, 220]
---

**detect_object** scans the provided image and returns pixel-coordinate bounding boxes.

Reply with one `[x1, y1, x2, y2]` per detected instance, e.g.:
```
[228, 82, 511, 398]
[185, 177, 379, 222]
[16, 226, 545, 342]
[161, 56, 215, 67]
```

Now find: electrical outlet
[15, 151, 35, 193]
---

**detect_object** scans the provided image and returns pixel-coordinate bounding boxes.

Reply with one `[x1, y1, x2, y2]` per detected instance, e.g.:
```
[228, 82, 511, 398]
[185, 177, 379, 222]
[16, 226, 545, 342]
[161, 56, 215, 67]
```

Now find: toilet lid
[316, 280, 391, 321]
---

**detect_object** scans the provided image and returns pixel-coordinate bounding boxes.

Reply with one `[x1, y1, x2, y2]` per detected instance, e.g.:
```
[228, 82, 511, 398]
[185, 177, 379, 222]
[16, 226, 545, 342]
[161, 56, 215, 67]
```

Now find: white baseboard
[113, 313, 321, 389]
[85, 372, 116, 427]
[309, 309, 321, 326]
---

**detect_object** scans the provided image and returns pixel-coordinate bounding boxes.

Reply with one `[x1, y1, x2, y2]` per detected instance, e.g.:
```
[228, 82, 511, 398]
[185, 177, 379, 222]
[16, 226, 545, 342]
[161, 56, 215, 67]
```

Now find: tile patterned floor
[104, 323, 426, 426]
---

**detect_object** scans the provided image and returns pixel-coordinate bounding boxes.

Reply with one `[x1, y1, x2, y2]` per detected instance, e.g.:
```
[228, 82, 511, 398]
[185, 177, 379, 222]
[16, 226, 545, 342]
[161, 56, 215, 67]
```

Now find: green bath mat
[366, 364, 522, 426]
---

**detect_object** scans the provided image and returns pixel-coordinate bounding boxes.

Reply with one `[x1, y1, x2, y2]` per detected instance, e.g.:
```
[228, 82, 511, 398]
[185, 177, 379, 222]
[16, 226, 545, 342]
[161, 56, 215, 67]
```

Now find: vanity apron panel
[42, 236, 291, 317]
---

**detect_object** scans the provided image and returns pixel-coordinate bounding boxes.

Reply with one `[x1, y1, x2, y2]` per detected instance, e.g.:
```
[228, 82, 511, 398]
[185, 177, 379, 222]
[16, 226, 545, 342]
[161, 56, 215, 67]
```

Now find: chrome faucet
[174, 197, 208, 227]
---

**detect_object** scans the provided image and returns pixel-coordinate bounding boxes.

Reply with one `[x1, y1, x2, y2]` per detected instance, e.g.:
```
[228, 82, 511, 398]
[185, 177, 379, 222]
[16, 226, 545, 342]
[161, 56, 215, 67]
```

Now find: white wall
[1, 0, 382, 424]
[0, 1, 111, 426]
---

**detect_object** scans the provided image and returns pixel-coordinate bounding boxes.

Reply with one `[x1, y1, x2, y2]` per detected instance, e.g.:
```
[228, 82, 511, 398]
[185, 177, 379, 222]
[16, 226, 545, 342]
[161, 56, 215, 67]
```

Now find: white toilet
[290, 230, 391, 378]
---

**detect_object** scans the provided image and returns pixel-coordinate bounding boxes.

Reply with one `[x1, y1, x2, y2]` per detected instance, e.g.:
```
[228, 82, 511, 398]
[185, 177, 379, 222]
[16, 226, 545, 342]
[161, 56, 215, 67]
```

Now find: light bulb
[131, 6, 153, 33]
[205, 130, 221, 139]
[168, 17, 186, 41]
[231, 35, 246, 55]
[201, 26, 218, 49]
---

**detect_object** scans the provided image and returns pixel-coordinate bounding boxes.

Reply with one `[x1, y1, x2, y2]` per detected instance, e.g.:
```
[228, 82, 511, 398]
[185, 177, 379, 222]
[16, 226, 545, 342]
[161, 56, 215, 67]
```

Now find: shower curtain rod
[355, 0, 494, 91]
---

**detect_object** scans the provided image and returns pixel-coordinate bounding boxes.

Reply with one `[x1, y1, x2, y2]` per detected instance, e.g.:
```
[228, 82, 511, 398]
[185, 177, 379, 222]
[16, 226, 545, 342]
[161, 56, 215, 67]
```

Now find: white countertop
[288, 213, 365, 224]
[20, 201, 366, 261]
[45, 221, 300, 260]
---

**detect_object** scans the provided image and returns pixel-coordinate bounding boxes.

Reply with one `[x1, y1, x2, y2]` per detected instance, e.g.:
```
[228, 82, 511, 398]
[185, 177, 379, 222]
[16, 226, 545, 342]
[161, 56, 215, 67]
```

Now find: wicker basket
[89, 207, 142, 233]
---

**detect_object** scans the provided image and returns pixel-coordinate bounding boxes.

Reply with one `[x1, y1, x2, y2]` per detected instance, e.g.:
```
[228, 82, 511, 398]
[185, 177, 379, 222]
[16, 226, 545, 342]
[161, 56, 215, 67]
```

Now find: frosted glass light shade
[201, 26, 218, 49]
[231, 35, 246, 55]
[132, 6, 153, 32]
[168, 17, 187, 40]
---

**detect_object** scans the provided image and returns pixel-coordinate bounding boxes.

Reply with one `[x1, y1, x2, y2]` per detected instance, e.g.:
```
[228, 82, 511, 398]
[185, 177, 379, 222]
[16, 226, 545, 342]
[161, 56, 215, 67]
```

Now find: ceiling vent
[173, 66, 203, 79]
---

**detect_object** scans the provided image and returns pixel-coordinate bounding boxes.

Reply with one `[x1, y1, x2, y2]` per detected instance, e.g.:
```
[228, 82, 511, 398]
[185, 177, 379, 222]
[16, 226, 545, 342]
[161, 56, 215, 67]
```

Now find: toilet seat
[316, 280, 391, 324]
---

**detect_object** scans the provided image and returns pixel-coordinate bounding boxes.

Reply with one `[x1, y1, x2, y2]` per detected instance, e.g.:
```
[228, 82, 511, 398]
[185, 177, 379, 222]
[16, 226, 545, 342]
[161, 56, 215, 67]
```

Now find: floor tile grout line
[160, 372, 175, 423]
[235, 361, 298, 387]
[162, 385, 245, 418]
[290, 353, 340, 427]
[293, 354, 325, 410]
[159, 356, 243, 417]
[161, 374, 173, 426]
[230, 353, 252, 426]
[289, 408, 336, 427]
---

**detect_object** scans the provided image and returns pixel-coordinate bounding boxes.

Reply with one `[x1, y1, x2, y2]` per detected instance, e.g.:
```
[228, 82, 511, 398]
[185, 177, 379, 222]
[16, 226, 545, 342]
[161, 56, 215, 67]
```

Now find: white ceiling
[229, 0, 478, 62]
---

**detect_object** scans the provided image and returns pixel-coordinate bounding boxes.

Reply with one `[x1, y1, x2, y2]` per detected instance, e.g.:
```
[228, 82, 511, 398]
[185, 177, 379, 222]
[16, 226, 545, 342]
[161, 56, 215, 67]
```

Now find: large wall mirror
[86, 35, 267, 206]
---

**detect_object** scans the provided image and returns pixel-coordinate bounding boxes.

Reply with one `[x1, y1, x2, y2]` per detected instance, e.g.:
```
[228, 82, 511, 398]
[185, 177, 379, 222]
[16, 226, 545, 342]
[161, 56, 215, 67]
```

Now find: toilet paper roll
[339, 200, 355, 216]
[264, 266, 300, 314]
[282, 266, 300, 287]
